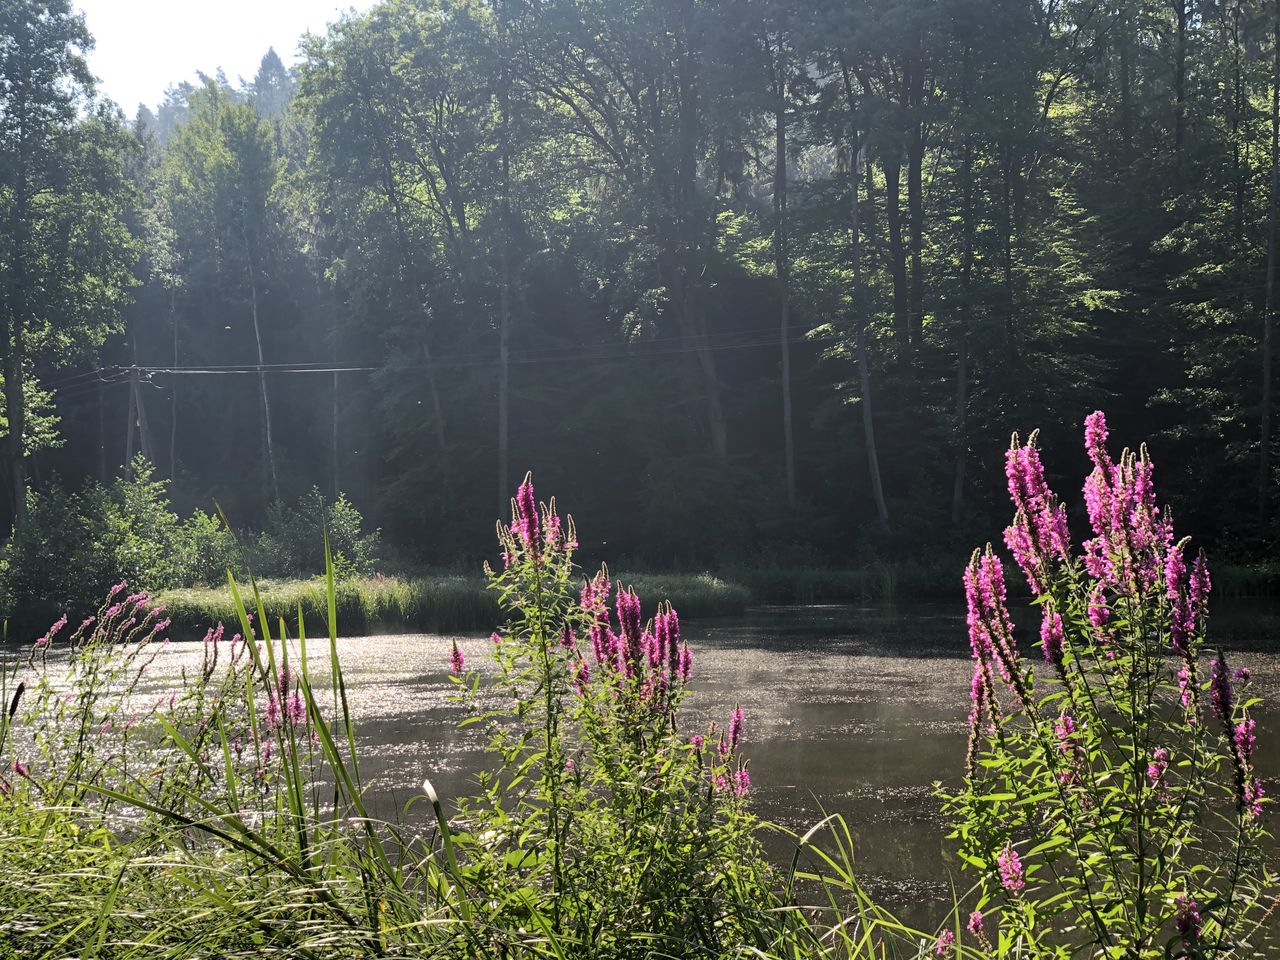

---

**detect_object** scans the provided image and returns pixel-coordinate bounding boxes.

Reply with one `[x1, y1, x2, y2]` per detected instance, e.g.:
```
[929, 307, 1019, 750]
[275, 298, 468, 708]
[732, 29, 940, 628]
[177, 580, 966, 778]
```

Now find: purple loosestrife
[690, 734, 704, 751]
[512, 474, 540, 558]
[579, 570, 611, 623]
[1234, 719, 1257, 763]
[574, 659, 590, 695]
[1210, 652, 1233, 720]
[934, 930, 955, 957]
[1147, 748, 1170, 788]
[616, 588, 643, 675]
[35, 614, 68, 650]
[1040, 608, 1065, 667]
[676, 643, 692, 683]
[1175, 896, 1201, 943]
[1243, 779, 1266, 817]
[1003, 437, 1070, 593]
[286, 691, 306, 727]
[732, 768, 751, 797]
[1178, 667, 1195, 715]
[969, 549, 1032, 708]
[1166, 545, 1193, 653]
[966, 912, 984, 936]
[1190, 554, 1211, 614]
[1054, 714, 1082, 785]
[728, 706, 744, 752]
[449, 640, 465, 677]
[643, 629, 661, 670]
[997, 845, 1025, 892]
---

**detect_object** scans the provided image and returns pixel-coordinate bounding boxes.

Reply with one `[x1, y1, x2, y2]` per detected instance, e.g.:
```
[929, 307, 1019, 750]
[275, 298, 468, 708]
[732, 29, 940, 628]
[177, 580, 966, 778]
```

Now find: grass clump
[158, 574, 502, 639]
[157, 571, 751, 640]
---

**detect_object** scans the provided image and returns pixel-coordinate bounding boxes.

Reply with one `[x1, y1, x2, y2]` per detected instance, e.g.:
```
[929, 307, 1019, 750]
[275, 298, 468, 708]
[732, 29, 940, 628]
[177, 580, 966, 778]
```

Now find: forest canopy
[5, 0, 1280, 569]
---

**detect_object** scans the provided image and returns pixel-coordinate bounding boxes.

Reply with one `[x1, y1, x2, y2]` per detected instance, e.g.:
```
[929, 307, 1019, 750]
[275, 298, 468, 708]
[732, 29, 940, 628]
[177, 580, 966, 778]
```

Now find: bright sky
[74, 0, 375, 114]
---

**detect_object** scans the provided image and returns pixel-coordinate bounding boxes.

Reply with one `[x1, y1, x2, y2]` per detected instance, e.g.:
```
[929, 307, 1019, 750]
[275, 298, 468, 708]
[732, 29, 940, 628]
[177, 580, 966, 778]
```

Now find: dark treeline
[7, 0, 1280, 569]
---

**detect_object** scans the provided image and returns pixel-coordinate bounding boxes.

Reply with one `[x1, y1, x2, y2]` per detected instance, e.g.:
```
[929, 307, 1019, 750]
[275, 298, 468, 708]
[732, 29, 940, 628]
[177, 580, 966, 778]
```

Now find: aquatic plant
[442, 472, 771, 954]
[945, 412, 1276, 956]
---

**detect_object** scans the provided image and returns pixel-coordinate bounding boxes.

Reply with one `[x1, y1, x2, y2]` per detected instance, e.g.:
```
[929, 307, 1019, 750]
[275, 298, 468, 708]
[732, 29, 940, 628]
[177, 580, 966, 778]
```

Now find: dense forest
[6, 0, 1280, 570]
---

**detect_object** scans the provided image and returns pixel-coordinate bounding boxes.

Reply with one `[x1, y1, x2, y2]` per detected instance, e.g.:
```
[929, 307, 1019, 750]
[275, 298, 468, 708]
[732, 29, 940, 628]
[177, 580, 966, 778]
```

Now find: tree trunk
[1174, 0, 1188, 158]
[883, 153, 910, 363]
[497, 0, 513, 514]
[243, 237, 280, 503]
[906, 38, 925, 350]
[3, 106, 31, 530]
[999, 135, 1018, 368]
[1261, 0, 1279, 521]
[1232, 0, 1245, 228]
[3, 344, 26, 529]
[1119, 4, 1133, 162]
[952, 54, 975, 527]
[774, 47, 797, 507]
[675, 0, 728, 463]
[842, 64, 890, 531]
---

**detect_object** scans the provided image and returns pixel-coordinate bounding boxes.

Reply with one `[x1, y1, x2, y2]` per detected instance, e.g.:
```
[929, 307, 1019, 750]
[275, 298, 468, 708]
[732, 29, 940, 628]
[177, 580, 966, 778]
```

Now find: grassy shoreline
[30, 558, 1280, 642]
[157, 571, 756, 640]
[154, 560, 965, 640]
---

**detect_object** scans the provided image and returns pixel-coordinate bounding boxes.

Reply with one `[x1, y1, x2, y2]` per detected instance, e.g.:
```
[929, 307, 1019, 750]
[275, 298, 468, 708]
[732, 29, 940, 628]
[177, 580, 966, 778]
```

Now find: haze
[75, 0, 373, 112]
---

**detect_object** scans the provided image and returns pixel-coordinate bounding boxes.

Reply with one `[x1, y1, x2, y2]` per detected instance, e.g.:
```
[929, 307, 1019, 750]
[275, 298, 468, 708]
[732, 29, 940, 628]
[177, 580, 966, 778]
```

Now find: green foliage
[252, 488, 381, 580]
[0, 458, 187, 623]
[0, 483, 951, 960]
[941, 420, 1276, 956]
[0, 463, 381, 632]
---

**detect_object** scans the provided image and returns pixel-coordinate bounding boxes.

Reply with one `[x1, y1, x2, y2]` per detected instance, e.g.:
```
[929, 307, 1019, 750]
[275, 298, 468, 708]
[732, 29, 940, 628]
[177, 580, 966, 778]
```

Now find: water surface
[10, 601, 1279, 924]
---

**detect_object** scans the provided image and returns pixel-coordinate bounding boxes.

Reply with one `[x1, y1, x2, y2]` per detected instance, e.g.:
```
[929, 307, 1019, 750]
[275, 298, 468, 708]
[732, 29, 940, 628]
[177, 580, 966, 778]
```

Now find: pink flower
[934, 929, 955, 957]
[1244, 778, 1266, 817]
[965, 911, 984, 936]
[728, 706, 744, 752]
[513, 474, 541, 557]
[676, 643, 692, 683]
[449, 640, 465, 677]
[1234, 719, 1257, 763]
[1147, 747, 1170, 787]
[1175, 896, 1201, 942]
[732, 768, 751, 797]
[689, 734, 704, 751]
[997, 845, 1024, 892]
[1040, 609, 1065, 666]
[1210, 652, 1233, 720]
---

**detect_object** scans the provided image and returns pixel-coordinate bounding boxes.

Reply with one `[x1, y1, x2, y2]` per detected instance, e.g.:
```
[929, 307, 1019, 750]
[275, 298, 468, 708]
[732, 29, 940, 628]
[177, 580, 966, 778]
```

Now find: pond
[9, 600, 1280, 926]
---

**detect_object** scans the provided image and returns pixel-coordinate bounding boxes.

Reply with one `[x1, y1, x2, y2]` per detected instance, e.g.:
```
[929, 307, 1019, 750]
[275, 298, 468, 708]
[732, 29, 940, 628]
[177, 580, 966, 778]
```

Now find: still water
[14, 601, 1280, 922]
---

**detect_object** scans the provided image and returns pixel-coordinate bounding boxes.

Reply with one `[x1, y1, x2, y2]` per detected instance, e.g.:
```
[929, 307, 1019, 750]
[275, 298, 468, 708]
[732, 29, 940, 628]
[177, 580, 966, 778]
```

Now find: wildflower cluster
[446, 473, 770, 953]
[946, 412, 1273, 957]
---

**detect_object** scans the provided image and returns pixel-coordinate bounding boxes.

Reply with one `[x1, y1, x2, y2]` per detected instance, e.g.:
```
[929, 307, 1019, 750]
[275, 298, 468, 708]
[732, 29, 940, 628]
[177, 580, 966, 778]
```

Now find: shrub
[941, 412, 1275, 957]
[251, 487, 381, 579]
[0, 468, 381, 628]
[445, 476, 773, 954]
[0, 457, 188, 623]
